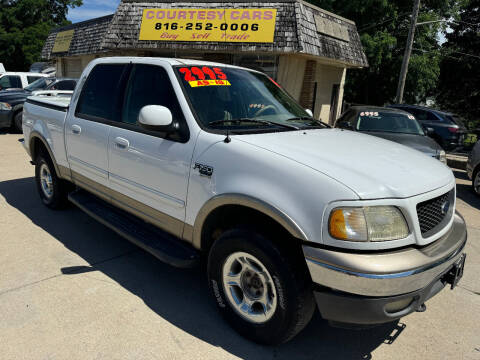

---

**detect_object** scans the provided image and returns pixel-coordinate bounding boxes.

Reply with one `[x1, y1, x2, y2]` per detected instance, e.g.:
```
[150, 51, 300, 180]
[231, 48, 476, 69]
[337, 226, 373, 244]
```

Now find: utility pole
[395, 0, 421, 104]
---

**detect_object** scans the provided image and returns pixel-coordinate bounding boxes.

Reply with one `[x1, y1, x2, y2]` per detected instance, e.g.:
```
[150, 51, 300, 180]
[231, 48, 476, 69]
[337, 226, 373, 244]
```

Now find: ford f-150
[21, 57, 467, 345]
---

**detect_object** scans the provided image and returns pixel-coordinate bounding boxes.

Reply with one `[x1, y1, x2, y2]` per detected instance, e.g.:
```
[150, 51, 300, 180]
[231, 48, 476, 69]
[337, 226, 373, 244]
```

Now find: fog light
[384, 297, 413, 313]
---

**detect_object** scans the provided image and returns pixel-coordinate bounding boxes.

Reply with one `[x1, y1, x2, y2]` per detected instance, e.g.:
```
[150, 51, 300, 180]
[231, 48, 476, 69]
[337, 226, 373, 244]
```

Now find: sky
[67, 0, 120, 23]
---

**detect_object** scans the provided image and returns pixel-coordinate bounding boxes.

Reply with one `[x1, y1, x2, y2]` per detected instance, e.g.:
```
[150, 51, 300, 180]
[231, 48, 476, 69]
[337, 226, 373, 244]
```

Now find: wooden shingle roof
[42, 0, 368, 68]
[41, 15, 114, 60]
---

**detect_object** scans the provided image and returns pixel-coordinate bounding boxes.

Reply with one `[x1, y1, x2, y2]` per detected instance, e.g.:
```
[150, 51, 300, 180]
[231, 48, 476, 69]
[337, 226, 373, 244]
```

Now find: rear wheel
[207, 227, 315, 345]
[35, 153, 69, 209]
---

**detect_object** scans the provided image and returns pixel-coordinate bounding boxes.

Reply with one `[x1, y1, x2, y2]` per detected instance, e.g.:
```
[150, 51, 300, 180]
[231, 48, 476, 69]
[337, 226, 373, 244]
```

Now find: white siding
[277, 55, 306, 101]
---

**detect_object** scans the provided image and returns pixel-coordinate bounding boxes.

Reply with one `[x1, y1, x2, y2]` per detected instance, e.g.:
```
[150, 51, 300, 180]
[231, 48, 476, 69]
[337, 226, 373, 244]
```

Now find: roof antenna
[224, 129, 231, 143]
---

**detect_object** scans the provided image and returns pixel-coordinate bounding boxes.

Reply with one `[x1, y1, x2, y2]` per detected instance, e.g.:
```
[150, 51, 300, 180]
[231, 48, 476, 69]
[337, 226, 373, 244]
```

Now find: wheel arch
[193, 194, 308, 252]
[12, 103, 23, 115]
[29, 132, 60, 177]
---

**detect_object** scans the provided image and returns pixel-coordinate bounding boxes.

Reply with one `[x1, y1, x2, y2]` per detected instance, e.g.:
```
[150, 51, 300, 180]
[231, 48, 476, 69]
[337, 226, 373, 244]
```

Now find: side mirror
[338, 122, 353, 130]
[305, 109, 313, 117]
[138, 105, 174, 132]
[424, 126, 435, 136]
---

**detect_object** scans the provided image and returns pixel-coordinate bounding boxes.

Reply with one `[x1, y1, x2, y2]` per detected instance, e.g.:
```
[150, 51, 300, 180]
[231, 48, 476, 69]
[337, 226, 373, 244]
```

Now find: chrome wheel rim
[475, 172, 480, 195]
[39, 163, 53, 199]
[222, 252, 277, 324]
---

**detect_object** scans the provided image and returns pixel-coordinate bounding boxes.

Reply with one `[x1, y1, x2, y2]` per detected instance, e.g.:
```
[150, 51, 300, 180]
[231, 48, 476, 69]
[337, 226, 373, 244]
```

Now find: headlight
[0, 102, 12, 111]
[329, 206, 409, 242]
[438, 150, 447, 164]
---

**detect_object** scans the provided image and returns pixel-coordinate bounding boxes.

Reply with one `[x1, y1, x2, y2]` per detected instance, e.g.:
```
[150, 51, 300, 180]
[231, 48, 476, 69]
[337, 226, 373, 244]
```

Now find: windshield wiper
[286, 117, 330, 128]
[208, 118, 299, 130]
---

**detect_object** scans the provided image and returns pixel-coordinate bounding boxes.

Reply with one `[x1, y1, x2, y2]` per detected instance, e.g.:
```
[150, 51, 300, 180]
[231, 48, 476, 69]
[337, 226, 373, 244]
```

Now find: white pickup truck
[22, 57, 467, 345]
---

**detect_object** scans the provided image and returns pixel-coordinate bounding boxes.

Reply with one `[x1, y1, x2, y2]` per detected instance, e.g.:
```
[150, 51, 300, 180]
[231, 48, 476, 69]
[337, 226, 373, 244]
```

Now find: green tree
[0, 0, 82, 71]
[312, 0, 460, 105]
[437, 0, 479, 126]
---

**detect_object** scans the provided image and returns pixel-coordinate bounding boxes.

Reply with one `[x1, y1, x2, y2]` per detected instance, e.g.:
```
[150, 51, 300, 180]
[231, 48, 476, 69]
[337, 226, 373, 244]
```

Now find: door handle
[71, 125, 81, 135]
[114, 137, 129, 149]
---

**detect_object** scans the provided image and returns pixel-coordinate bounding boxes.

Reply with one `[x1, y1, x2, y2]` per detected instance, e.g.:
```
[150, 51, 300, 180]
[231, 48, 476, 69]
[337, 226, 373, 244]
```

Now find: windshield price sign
[179, 66, 231, 87]
[139, 8, 277, 43]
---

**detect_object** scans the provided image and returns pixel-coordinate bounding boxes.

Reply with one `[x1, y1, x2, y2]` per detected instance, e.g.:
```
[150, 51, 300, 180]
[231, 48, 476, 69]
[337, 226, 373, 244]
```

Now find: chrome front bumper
[303, 212, 467, 297]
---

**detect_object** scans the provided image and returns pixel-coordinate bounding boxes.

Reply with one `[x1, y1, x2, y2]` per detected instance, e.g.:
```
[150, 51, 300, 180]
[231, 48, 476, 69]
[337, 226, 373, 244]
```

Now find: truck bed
[26, 94, 71, 110]
[23, 95, 71, 169]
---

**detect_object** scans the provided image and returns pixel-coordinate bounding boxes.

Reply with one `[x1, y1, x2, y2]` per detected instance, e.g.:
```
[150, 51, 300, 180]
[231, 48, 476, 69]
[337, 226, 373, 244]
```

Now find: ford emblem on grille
[441, 200, 450, 215]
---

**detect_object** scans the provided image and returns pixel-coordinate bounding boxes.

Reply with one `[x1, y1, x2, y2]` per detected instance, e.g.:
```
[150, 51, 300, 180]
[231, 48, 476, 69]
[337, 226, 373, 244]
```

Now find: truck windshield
[175, 66, 317, 131]
[357, 111, 424, 135]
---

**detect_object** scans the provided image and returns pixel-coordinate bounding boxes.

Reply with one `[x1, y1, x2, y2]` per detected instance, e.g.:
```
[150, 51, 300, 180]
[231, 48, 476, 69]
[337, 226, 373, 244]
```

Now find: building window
[233, 55, 278, 79]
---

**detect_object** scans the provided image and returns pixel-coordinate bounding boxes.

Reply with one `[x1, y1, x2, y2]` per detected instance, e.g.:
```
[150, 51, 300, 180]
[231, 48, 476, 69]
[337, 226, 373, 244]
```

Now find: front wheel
[472, 167, 480, 196]
[207, 227, 315, 345]
[12, 111, 23, 133]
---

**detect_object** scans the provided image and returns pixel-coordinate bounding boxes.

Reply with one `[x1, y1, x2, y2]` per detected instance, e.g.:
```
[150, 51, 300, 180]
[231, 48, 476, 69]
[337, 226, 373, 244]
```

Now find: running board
[68, 190, 199, 268]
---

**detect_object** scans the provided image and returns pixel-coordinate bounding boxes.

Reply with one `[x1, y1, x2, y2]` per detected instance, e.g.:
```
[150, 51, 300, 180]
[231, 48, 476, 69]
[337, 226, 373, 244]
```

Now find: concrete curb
[447, 154, 467, 170]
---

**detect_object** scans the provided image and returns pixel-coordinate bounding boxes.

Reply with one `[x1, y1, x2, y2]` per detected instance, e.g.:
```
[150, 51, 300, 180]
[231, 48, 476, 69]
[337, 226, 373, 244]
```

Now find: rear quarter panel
[23, 100, 68, 168]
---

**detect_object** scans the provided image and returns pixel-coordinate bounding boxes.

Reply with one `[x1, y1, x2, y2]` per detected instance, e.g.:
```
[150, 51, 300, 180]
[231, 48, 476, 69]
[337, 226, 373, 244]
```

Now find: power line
[413, 47, 480, 60]
[451, 50, 480, 60]
[358, 12, 411, 31]
[358, 15, 479, 33]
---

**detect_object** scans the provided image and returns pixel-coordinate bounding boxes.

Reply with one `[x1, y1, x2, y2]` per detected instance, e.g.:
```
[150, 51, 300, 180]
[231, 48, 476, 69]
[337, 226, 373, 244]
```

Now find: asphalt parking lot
[0, 132, 479, 360]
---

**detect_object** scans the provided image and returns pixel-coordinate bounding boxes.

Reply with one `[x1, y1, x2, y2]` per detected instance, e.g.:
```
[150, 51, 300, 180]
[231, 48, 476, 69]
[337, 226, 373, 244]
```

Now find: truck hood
[235, 129, 454, 199]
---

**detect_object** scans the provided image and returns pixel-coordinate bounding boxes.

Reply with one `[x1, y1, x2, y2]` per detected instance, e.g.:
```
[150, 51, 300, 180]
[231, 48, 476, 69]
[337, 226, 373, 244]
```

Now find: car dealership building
[41, 0, 367, 123]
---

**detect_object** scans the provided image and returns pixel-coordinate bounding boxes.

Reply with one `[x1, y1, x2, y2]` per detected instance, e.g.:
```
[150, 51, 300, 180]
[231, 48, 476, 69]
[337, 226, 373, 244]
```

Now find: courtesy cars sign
[139, 8, 277, 43]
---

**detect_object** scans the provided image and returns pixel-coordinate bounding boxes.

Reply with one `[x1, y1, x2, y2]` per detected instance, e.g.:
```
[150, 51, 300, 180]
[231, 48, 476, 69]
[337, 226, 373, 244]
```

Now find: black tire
[472, 167, 480, 196]
[207, 227, 316, 345]
[12, 111, 23, 133]
[35, 153, 68, 209]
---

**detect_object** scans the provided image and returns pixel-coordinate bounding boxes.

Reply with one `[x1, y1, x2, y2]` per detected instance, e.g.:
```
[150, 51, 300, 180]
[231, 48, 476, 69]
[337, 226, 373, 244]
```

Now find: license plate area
[444, 254, 466, 289]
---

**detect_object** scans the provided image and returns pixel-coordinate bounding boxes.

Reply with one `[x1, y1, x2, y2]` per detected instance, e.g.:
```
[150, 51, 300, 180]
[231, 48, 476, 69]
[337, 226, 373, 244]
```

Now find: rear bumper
[303, 212, 467, 324]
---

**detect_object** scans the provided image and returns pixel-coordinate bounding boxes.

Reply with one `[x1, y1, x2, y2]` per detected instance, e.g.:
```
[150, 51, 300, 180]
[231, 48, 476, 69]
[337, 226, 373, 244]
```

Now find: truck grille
[416, 189, 454, 237]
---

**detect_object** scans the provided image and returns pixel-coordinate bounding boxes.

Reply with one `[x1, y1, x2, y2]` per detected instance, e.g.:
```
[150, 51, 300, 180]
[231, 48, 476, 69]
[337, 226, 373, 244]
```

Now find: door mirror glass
[337, 121, 353, 130]
[138, 105, 173, 131]
[305, 109, 313, 117]
[424, 126, 435, 136]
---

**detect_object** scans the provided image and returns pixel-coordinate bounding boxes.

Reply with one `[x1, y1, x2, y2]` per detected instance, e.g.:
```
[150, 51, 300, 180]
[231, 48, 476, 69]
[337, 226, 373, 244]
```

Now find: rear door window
[76, 64, 127, 121]
[415, 109, 439, 121]
[0, 75, 22, 89]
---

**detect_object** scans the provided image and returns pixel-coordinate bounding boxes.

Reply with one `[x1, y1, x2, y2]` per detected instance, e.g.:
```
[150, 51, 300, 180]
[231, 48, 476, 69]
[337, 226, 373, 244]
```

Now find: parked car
[389, 104, 467, 151]
[335, 106, 446, 163]
[0, 77, 77, 132]
[467, 140, 480, 195]
[22, 57, 466, 345]
[0, 72, 49, 91]
[29, 62, 56, 76]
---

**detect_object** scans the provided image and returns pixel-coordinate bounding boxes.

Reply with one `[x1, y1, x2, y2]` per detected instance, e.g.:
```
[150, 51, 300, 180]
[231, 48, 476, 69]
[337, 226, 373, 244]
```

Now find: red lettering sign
[178, 66, 227, 82]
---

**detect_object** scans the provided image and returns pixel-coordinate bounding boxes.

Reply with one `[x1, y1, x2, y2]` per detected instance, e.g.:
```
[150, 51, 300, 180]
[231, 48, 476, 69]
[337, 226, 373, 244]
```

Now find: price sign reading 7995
[139, 8, 277, 43]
